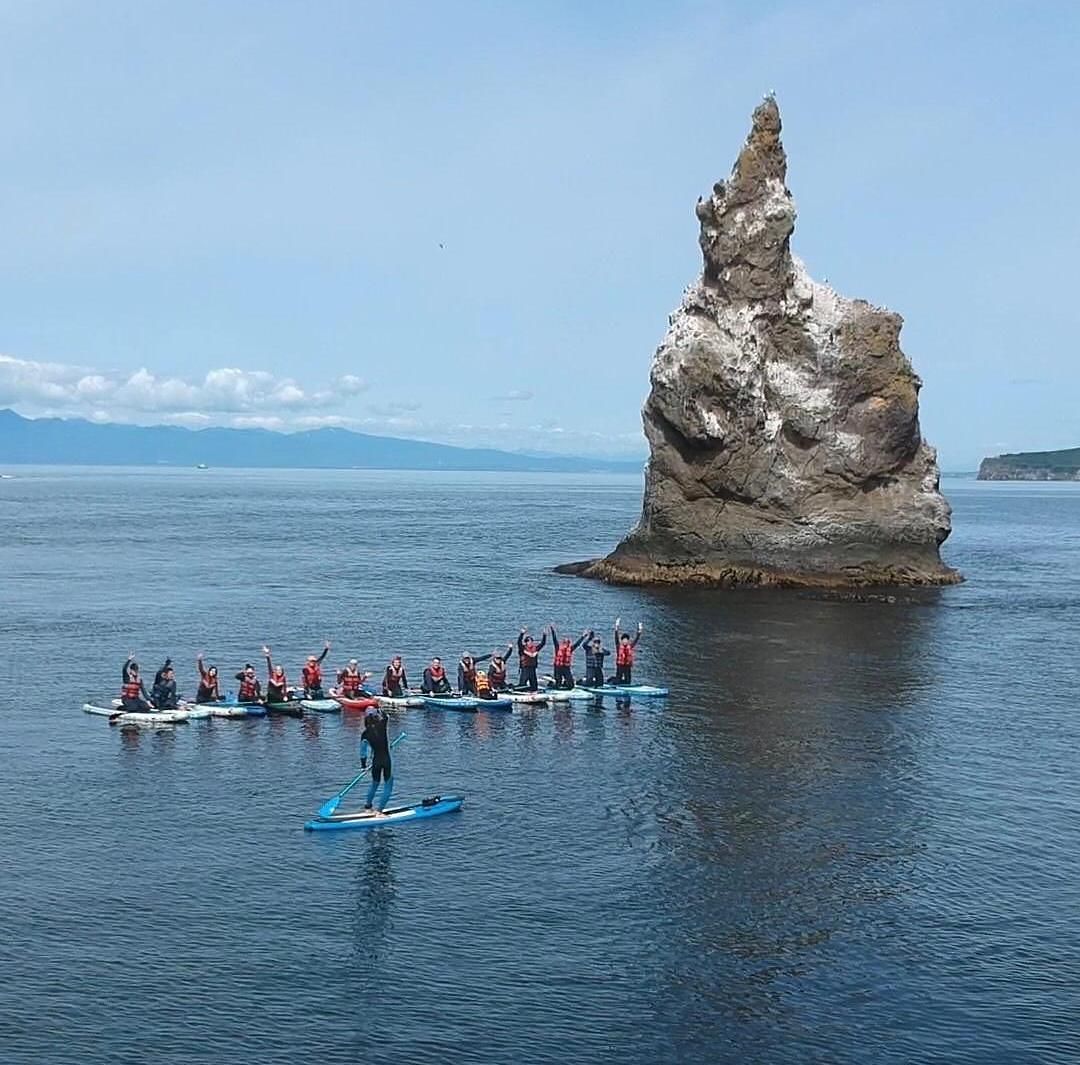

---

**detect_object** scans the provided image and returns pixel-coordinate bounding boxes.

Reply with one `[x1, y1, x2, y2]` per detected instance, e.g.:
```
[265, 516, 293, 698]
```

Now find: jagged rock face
[585, 97, 957, 587]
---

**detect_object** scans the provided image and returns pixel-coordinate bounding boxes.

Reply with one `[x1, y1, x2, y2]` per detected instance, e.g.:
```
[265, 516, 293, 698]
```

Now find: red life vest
[200, 675, 220, 699]
[302, 662, 322, 688]
[121, 679, 142, 700]
[616, 642, 635, 667]
[521, 641, 539, 666]
[489, 661, 506, 684]
[238, 675, 259, 700]
[554, 641, 573, 667]
[339, 669, 362, 696]
[430, 665, 445, 681]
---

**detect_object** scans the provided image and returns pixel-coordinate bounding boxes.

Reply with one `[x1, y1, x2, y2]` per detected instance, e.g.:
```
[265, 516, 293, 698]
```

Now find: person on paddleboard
[486, 645, 514, 692]
[151, 659, 179, 710]
[301, 642, 331, 699]
[382, 655, 409, 698]
[611, 618, 643, 685]
[548, 625, 589, 689]
[195, 655, 220, 703]
[234, 662, 262, 703]
[582, 633, 610, 688]
[262, 647, 290, 703]
[515, 628, 547, 691]
[335, 659, 371, 698]
[120, 655, 155, 712]
[359, 706, 393, 814]
[457, 652, 493, 695]
[421, 657, 452, 695]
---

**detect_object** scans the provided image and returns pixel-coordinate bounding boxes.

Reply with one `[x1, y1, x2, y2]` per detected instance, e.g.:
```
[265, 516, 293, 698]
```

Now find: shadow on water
[629, 587, 948, 1056]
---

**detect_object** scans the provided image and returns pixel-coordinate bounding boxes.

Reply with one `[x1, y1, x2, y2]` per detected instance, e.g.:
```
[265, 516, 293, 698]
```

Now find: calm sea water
[0, 468, 1078, 1065]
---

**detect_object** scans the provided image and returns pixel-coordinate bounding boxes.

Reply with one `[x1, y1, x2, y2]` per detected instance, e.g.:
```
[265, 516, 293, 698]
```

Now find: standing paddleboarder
[359, 707, 393, 814]
[515, 628, 547, 691]
[612, 617, 644, 685]
[548, 625, 589, 689]
[582, 633, 610, 688]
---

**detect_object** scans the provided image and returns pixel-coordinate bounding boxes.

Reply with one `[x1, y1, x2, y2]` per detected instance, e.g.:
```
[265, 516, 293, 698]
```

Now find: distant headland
[978, 448, 1080, 481]
[0, 409, 641, 474]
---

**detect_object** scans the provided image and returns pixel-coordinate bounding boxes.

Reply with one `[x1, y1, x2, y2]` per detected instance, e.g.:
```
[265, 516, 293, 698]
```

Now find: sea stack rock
[573, 97, 958, 587]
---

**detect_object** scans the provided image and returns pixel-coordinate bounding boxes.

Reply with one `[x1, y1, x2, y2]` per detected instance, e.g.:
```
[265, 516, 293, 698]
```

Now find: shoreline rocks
[566, 97, 959, 589]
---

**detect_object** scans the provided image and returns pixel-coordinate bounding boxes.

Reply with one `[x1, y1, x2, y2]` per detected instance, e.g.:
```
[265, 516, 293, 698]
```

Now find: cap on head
[348, 659, 358, 668]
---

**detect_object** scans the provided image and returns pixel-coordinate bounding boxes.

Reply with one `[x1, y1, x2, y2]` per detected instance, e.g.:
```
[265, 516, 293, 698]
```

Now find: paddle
[316, 731, 406, 819]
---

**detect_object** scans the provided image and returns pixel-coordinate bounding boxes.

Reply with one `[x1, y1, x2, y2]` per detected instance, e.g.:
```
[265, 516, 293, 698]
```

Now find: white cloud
[0, 351, 645, 458]
[493, 389, 534, 401]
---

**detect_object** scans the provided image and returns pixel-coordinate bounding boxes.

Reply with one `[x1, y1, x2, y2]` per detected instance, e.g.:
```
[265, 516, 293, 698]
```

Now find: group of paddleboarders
[118, 619, 645, 710]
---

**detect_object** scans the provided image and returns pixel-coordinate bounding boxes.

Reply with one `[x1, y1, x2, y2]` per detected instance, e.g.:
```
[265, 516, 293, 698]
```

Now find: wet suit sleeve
[457, 664, 467, 691]
[316, 647, 329, 664]
[630, 631, 641, 648]
[550, 626, 559, 646]
[235, 671, 246, 681]
[474, 652, 492, 665]
[123, 659, 134, 683]
[517, 634, 525, 658]
[571, 634, 587, 651]
[359, 733, 371, 763]
[265, 654, 274, 678]
[198, 658, 208, 681]
[536, 632, 547, 651]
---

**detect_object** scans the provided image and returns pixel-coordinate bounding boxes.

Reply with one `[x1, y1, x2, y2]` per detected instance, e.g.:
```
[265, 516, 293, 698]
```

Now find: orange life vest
[616, 642, 635, 667]
[475, 670, 491, 695]
[302, 662, 322, 688]
[339, 669, 362, 696]
[554, 641, 573, 667]
[238, 675, 259, 701]
[430, 665, 445, 681]
[121, 679, 142, 700]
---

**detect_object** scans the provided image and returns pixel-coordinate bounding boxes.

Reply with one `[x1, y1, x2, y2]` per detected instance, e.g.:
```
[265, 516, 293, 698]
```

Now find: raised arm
[262, 646, 274, 676]
[473, 651, 493, 665]
[535, 631, 547, 651]
[197, 655, 208, 681]
[123, 654, 136, 682]
[571, 630, 589, 651]
[316, 642, 330, 664]
[550, 624, 559, 646]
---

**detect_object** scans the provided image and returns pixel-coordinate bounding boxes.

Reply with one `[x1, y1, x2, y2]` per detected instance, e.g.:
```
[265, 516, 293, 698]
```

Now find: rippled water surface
[1, 469, 1078, 1064]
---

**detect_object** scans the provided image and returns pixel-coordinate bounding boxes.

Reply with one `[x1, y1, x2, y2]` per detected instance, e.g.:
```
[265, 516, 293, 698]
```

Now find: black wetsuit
[583, 644, 610, 687]
[360, 713, 392, 783]
[516, 633, 547, 692]
[151, 676, 178, 710]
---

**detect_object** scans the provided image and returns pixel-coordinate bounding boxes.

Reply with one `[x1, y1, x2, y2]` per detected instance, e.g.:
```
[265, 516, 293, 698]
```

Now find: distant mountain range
[0, 409, 642, 473]
[978, 447, 1080, 481]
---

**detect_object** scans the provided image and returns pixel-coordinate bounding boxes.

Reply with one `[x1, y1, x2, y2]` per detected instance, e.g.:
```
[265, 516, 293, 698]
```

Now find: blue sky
[0, 0, 1076, 466]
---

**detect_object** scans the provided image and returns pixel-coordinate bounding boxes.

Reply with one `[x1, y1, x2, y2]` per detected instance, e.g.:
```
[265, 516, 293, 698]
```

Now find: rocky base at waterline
[564, 96, 959, 589]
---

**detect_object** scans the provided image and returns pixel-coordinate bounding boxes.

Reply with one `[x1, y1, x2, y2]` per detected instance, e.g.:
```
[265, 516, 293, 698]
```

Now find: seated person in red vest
[611, 618, 644, 685]
[335, 658, 372, 698]
[234, 661, 262, 703]
[421, 657, 452, 695]
[120, 655, 155, 712]
[301, 642, 331, 698]
[382, 656, 409, 697]
[457, 652, 494, 695]
[196, 654, 221, 703]
[548, 625, 589, 689]
[485, 645, 514, 692]
[261, 647, 290, 703]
